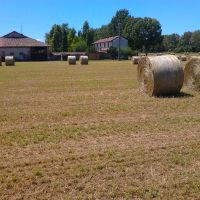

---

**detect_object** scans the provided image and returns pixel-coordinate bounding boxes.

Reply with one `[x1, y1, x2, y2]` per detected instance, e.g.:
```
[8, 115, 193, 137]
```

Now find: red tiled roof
[93, 36, 119, 44]
[0, 31, 49, 47]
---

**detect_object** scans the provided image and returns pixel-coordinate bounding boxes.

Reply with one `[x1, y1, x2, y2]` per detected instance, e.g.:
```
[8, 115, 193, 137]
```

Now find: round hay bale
[177, 55, 182, 60]
[157, 53, 163, 56]
[68, 56, 76, 65]
[184, 57, 200, 91]
[80, 56, 88, 65]
[5, 56, 15, 66]
[140, 53, 146, 57]
[170, 53, 175, 55]
[181, 56, 187, 62]
[132, 56, 140, 65]
[138, 55, 184, 96]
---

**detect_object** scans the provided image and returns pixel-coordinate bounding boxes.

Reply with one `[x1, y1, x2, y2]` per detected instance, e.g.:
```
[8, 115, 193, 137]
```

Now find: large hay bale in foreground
[68, 56, 76, 65]
[138, 55, 184, 96]
[80, 56, 88, 65]
[5, 56, 15, 66]
[132, 56, 140, 65]
[184, 57, 200, 91]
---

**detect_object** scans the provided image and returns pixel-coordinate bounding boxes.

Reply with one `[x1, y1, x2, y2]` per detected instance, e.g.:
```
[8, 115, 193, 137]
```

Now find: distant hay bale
[80, 56, 88, 65]
[157, 53, 163, 56]
[181, 56, 187, 61]
[184, 57, 200, 91]
[138, 55, 184, 96]
[177, 55, 182, 60]
[5, 56, 15, 66]
[132, 56, 140, 65]
[140, 53, 146, 57]
[170, 53, 175, 55]
[68, 56, 76, 65]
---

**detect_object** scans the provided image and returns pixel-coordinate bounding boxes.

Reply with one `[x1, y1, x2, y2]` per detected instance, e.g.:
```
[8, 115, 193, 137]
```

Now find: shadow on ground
[156, 92, 194, 99]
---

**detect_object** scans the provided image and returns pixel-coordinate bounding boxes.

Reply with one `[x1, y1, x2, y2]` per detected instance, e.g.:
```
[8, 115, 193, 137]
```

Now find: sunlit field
[0, 61, 200, 199]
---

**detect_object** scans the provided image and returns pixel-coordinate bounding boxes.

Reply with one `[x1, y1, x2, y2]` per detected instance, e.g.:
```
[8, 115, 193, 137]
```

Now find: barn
[93, 36, 128, 53]
[0, 31, 49, 61]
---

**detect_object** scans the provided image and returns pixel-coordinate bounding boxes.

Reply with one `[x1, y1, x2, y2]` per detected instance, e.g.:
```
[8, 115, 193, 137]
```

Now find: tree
[68, 28, 76, 51]
[82, 21, 90, 40]
[86, 29, 95, 47]
[191, 30, 200, 52]
[95, 25, 110, 40]
[45, 24, 69, 52]
[107, 47, 118, 59]
[134, 17, 162, 55]
[61, 24, 68, 52]
[123, 17, 142, 53]
[71, 37, 88, 52]
[51, 25, 62, 52]
[163, 34, 180, 52]
[108, 9, 131, 36]
[81, 21, 95, 48]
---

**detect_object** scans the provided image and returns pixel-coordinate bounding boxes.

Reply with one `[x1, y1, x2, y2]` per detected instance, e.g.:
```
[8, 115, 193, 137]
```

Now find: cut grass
[0, 61, 200, 199]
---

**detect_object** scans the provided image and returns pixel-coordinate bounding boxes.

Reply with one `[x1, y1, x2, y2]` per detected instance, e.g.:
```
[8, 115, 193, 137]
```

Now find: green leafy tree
[94, 25, 110, 40]
[163, 34, 180, 52]
[134, 17, 162, 55]
[86, 29, 95, 47]
[45, 24, 69, 52]
[108, 9, 131, 36]
[191, 30, 200, 52]
[61, 24, 68, 52]
[107, 47, 118, 59]
[71, 37, 87, 52]
[82, 21, 90, 40]
[51, 25, 62, 52]
[123, 17, 142, 54]
[81, 21, 95, 48]
[68, 28, 76, 51]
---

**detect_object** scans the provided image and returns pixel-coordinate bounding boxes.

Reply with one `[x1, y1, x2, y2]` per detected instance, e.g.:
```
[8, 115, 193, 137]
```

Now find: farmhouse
[93, 36, 128, 52]
[0, 31, 49, 61]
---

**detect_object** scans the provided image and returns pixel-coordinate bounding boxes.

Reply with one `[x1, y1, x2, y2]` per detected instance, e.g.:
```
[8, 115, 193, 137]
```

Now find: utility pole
[118, 21, 121, 61]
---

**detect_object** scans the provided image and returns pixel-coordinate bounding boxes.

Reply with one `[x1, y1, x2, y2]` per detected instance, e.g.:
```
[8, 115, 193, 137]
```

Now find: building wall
[113, 37, 128, 49]
[0, 47, 31, 61]
[94, 37, 128, 52]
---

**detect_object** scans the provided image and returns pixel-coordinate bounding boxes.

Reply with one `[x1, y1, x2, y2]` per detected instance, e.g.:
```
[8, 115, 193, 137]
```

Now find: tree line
[45, 9, 200, 54]
[163, 31, 200, 53]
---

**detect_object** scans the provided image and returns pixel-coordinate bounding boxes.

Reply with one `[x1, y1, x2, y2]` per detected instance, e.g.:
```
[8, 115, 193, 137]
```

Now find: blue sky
[0, 0, 199, 41]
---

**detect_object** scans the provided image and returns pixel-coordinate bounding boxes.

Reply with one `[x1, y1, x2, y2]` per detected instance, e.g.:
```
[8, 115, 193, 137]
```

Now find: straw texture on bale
[138, 55, 184, 96]
[132, 56, 140, 65]
[68, 56, 76, 65]
[5, 56, 15, 66]
[80, 56, 88, 65]
[184, 57, 200, 91]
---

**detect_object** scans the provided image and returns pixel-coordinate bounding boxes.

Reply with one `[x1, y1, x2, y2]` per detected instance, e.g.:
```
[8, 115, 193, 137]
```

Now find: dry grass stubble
[0, 61, 200, 199]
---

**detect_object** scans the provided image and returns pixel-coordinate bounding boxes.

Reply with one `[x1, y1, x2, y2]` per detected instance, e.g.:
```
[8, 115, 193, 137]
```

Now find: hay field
[0, 61, 200, 199]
